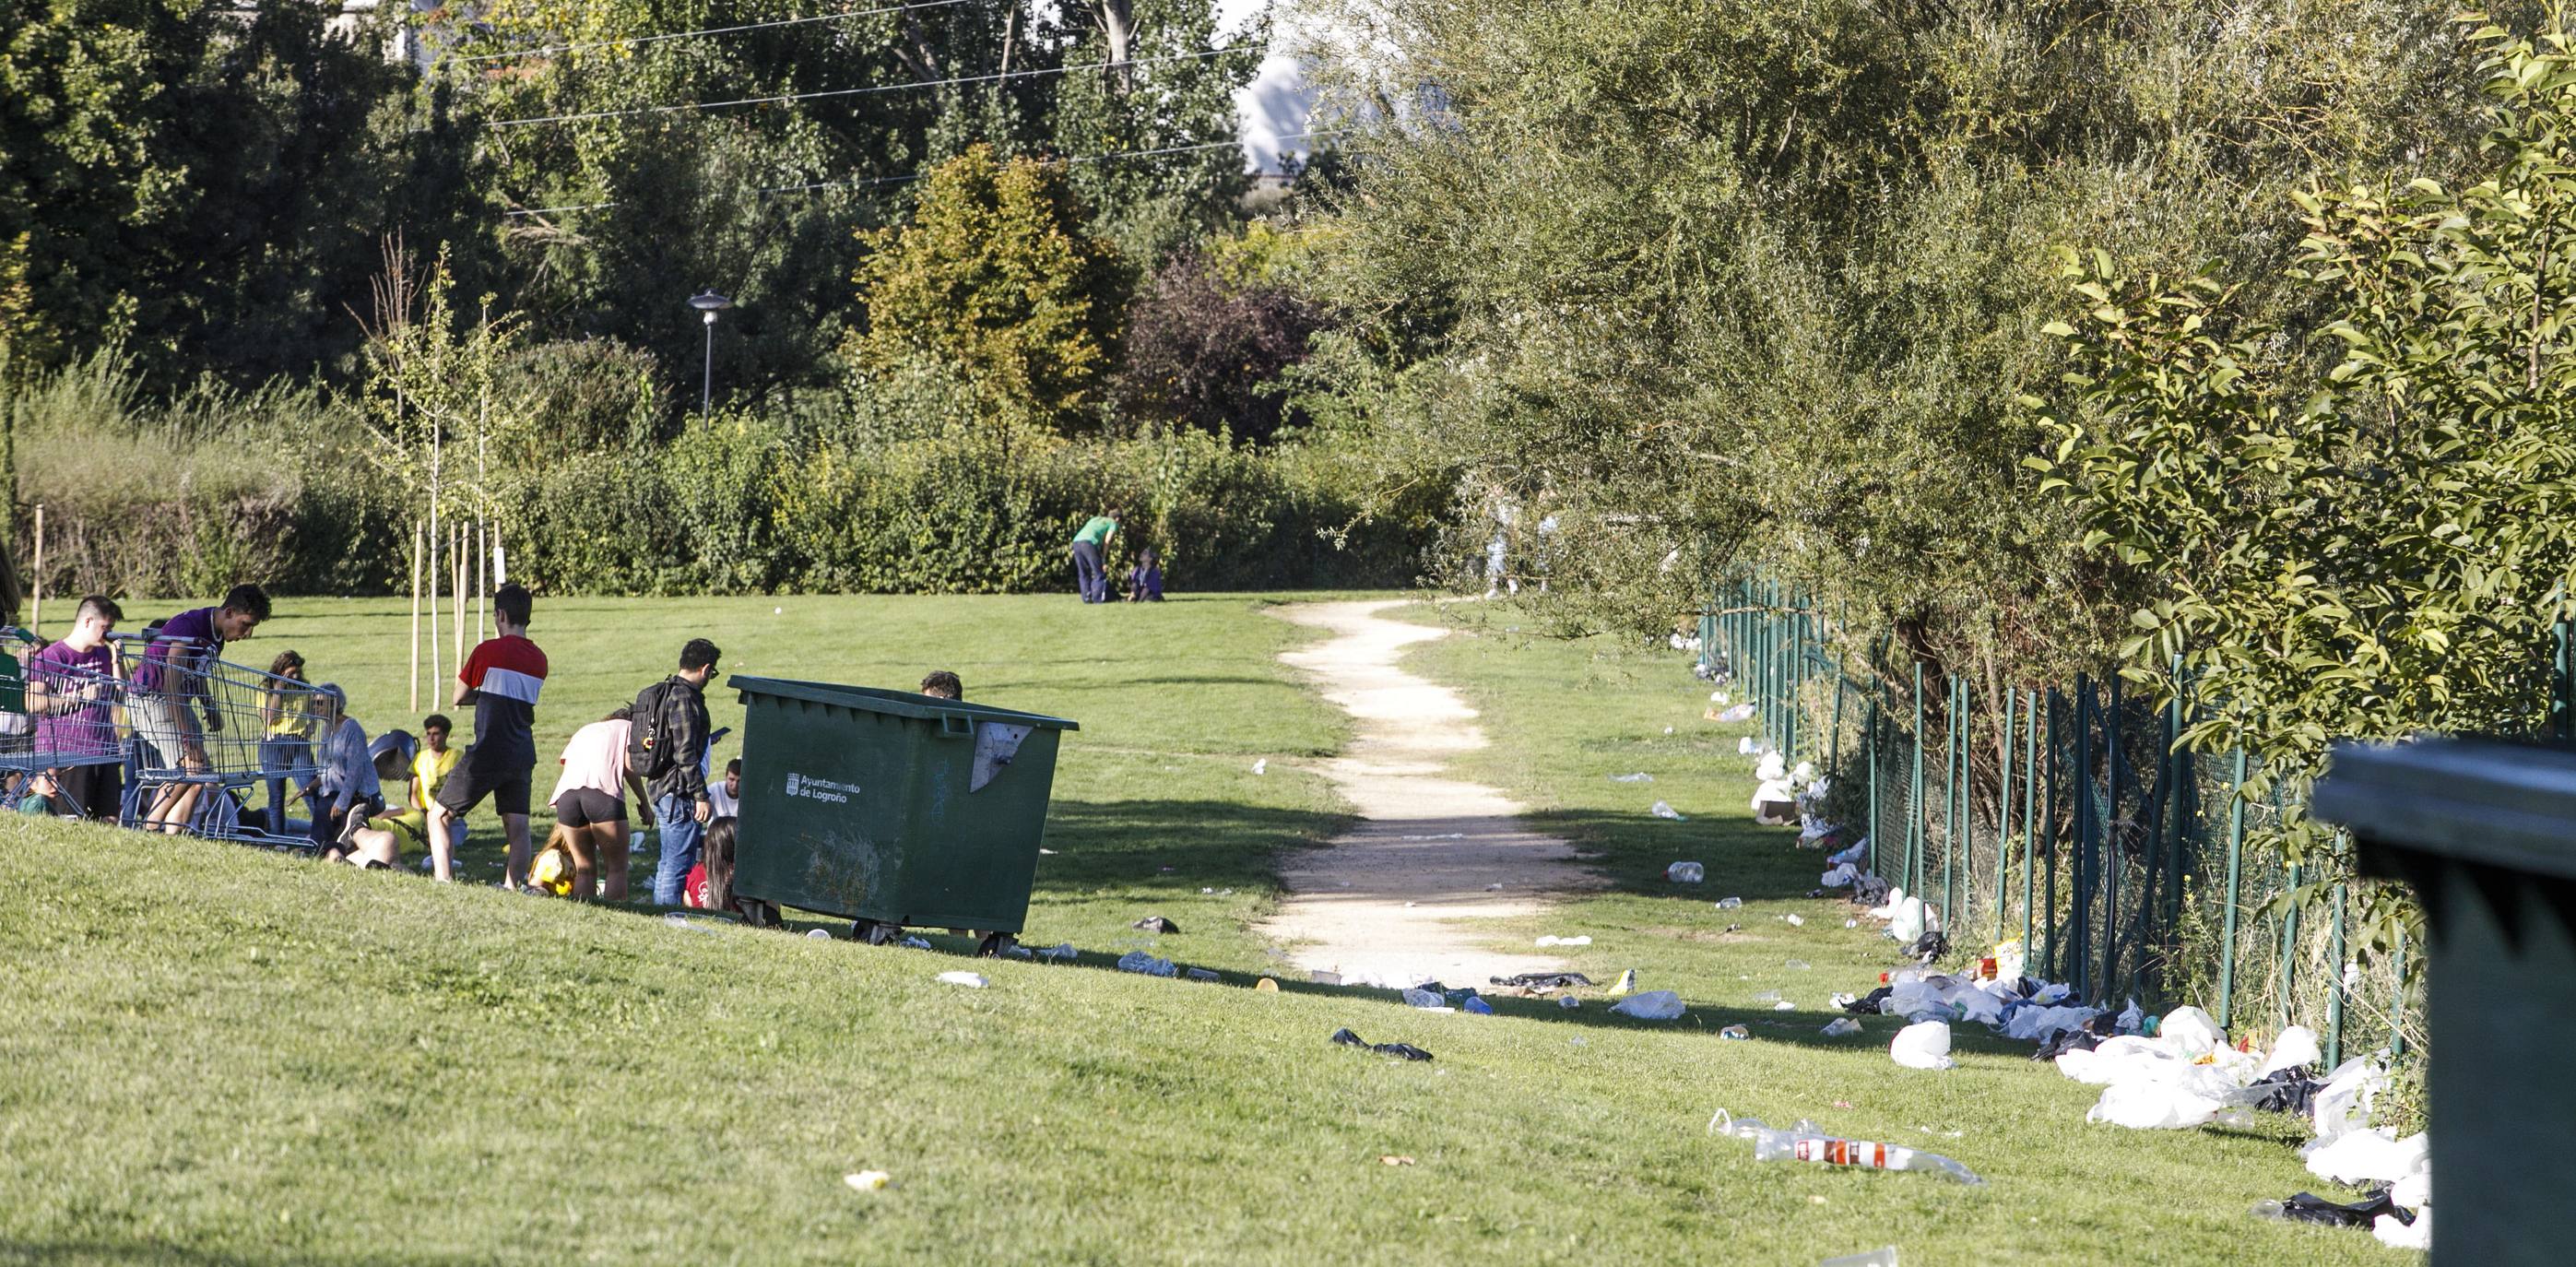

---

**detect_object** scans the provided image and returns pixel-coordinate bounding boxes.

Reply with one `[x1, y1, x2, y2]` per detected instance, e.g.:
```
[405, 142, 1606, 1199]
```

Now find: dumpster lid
[2313, 739, 2576, 882]
[727, 675, 1079, 731]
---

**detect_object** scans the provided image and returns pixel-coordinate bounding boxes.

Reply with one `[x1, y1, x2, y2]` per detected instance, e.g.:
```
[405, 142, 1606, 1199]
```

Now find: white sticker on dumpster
[784, 773, 860, 804]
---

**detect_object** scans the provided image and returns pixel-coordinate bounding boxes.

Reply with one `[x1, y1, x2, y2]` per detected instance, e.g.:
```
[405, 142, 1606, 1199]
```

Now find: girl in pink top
[547, 706, 656, 901]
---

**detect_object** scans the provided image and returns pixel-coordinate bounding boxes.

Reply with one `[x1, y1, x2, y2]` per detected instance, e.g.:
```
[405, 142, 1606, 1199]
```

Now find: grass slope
[0, 595, 2405, 1264]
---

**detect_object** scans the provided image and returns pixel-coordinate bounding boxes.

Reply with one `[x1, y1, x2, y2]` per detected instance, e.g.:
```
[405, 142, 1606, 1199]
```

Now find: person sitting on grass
[707, 756, 741, 819]
[919, 670, 963, 701]
[364, 714, 462, 857]
[1124, 547, 1164, 602]
[682, 815, 741, 914]
[334, 737, 429, 870]
[547, 706, 656, 902]
[304, 685, 384, 858]
[16, 770, 72, 817]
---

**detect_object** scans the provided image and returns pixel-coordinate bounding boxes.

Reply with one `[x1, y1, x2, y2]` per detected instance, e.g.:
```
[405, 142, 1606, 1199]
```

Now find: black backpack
[627, 679, 683, 781]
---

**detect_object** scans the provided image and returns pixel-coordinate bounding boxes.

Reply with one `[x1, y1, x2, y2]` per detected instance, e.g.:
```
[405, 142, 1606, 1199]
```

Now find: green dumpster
[726, 675, 1078, 952]
[2313, 739, 2576, 1267]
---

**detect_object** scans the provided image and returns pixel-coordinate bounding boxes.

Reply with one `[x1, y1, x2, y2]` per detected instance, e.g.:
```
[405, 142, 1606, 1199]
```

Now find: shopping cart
[0, 627, 131, 809]
[114, 633, 337, 845]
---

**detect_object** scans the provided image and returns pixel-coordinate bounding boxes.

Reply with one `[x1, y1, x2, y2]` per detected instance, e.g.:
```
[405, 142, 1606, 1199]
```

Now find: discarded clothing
[1329, 1027, 1434, 1062]
[1903, 930, 1951, 963]
[1492, 972, 1595, 989]
[1131, 916, 1181, 933]
[1849, 875, 1895, 906]
[1846, 986, 1894, 1015]
[2267, 1190, 2413, 1230]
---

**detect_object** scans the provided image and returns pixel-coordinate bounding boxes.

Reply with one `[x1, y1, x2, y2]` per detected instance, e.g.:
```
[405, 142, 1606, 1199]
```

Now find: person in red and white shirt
[428, 583, 547, 887]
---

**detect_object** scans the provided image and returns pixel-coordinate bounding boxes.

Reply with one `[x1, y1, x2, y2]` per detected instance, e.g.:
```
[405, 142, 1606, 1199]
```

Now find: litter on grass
[1131, 916, 1181, 933]
[844, 1170, 893, 1192]
[1666, 860, 1704, 882]
[806, 929, 833, 941]
[1822, 1018, 1863, 1037]
[1038, 942, 1079, 961]
[935, 971, 987, 989]
[1889, 1022, 1955, 1071]
[1708, 1109, 1983, 1185]
[1609, 990, 1685, 1020]
[1330, 1027, 1433, 1061]
[1116, 951, 1178, 977]
[1611, 772, 1655, 783]
[1533, 935, 1592, 947]
[1652, 801, 1688, 822]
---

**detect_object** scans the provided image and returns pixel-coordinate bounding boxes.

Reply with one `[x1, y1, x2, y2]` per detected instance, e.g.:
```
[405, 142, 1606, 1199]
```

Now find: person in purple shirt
[25, 595, 124, 820]
[132, 585, 269, 835]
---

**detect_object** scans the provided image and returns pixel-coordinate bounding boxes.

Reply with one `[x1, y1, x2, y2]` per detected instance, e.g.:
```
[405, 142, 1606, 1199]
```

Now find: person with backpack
[427, 583, 546, 887]
[633, 638, 720, 906]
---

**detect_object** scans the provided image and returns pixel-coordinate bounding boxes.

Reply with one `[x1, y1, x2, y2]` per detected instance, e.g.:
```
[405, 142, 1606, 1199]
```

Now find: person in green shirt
[1070, 508, 1121, 604]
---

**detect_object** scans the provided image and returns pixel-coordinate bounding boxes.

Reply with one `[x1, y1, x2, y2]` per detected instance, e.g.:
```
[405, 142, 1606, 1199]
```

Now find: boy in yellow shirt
[367, 714, 463, 855]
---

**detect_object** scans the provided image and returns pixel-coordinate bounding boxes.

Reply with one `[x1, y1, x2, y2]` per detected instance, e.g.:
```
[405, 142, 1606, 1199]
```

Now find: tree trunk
[1093, 0, 1134, 95]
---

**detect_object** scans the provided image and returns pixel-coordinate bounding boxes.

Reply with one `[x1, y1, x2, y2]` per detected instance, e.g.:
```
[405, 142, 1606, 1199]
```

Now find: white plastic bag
[2373, 1208, 2430, 1251]
[2301, 1127, 2427, 1184]
[1819, 863, 1858, 888]
[1609, 989, 1685, 1020]
[2086, 1081, 2224, 1130]
[2311, 1054, 2388, 1139]
[2113, 999, 2145, 1035]
[2158, 1005, 2224, 1058]
[1755, 752, 1788, 781]
[2256, 1024, 2322, 1078]
[1890, 1021, 1955, 1070]
[1665, 860, 1704, 882]
[1652, 801, 1688, 822]
[1887, 896, 1927, 946]
[936, 971, 988, 989]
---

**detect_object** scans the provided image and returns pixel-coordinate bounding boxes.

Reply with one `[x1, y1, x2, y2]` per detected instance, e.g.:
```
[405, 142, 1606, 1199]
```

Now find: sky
[1215, 0, 1320, 173]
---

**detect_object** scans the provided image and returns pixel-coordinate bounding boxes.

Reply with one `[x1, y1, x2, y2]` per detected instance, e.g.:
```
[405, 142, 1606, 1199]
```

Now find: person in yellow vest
[363, 714, 463, 856]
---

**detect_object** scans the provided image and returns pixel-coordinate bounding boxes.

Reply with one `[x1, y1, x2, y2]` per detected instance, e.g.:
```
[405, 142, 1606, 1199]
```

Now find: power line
[446, 0, 965, 66]
[500, 130, 1341, 218]
[489, 46, 1240, 129]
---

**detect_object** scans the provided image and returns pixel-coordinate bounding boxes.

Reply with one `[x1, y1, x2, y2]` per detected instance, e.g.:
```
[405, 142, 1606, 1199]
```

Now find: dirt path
[1256, 599, 1597, 988]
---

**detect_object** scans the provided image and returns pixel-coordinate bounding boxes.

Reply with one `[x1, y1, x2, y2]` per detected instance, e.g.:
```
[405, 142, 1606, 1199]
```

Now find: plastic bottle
[1751, 1132, 1983, 1184]
[1719, 1024, 1751, 1040]
[1715, 896, 1743, 909]
[1818, 1249, 1900, 1267]
[1752, 989, 1781, 1002]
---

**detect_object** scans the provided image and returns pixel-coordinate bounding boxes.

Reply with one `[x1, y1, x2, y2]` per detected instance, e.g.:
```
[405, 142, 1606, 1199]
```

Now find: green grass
[0, 594, 2412, 1264]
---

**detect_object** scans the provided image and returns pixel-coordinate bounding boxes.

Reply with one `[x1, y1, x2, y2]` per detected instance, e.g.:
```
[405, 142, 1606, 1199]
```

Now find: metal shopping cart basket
[111, 632, 337, 845]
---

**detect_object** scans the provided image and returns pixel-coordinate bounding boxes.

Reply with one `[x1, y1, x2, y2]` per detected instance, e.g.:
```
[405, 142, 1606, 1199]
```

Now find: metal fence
[1700, 583, 2423, 1066]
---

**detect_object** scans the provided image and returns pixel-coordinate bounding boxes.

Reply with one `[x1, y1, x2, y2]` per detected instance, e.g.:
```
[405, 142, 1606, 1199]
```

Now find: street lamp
[688, 290, 732, 414]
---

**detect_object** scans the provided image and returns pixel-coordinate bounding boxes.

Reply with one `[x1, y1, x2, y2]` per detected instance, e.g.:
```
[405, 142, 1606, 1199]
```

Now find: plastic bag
[1889, 1021, 1955, 1070]
[2310, 1054, 2388, 1139]
[1886, 896, 1927, 946]
[1609, 989, 1685, 1020]
[1652, 801, 1688, 822]
[1665, 860, 1703, 882]
[1820, 862, 1858, 888]
[2087, 1080, 2226, 1130]
[2158, 1005, 2224, 1058]
[2300, 1127, 2427, 1185]
[2257, 1024, 2322, 1079]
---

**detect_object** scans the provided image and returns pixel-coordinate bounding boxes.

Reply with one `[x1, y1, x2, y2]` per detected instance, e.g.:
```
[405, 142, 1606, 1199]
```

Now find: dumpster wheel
[854, 918, 906, 946]
[738, 900, 780, 930]
[975, 931, 1019, 958]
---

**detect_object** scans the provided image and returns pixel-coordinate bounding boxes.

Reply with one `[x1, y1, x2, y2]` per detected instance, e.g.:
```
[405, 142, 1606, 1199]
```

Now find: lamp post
[688, 290, 732, 414]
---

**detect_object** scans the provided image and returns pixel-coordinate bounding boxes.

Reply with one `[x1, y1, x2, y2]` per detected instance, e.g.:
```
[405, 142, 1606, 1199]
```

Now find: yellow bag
[530, 842, 575, 896]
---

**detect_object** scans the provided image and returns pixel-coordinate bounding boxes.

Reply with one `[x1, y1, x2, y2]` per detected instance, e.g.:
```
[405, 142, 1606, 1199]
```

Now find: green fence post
[2104, 672, 2125, 1001]
[2072, 675, 2093, 1001]
[2328, 880, 2347, 1070]
[1997, 687, 2017, 942]
[1943, 674, 1958, 930]
[2279, 861, 2304, 1034]
[2217, 747, 2248, 1031]
[2043, 688, 2062, 981]
[1866, 697, 1881, 876]
[1910, 661, 1926, 896]
[2021, 688, 2038, 953]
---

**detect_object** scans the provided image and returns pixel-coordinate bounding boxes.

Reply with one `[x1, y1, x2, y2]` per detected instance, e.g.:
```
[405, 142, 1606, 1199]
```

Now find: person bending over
[132, 586, 270, 835]
[548, 706, 656, 901]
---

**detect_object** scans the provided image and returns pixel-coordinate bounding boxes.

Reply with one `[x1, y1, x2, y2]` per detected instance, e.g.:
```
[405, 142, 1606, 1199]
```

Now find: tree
[1293, 0, 2500, 676]
[846, 145, 1124, 430]
[2026, 12, 2576, 948]
[1113, 232, 1321, 441]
